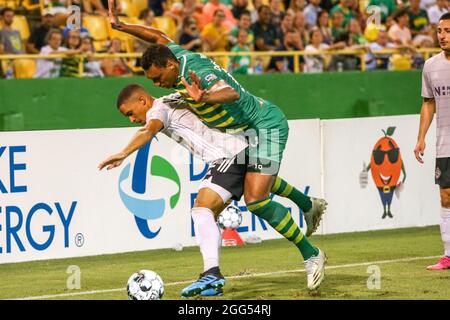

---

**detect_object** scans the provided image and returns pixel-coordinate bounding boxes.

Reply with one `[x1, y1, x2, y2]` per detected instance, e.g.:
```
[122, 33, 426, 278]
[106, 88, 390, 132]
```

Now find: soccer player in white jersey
[99, 84, 328, 296]
[414, 12, 450, 270]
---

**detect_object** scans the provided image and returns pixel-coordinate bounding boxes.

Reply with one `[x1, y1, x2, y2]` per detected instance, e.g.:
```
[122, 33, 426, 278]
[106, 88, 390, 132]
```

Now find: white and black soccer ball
[127, 270, 164, 300]
[218, 205, 243, 230]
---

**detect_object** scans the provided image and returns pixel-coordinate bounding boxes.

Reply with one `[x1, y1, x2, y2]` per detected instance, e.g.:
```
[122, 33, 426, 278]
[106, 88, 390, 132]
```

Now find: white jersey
[421, 52, 450, 158]
[146, 94, 248, 163]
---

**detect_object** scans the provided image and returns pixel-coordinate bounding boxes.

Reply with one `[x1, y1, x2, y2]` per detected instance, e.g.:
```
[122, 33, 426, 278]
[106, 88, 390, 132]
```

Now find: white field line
[10, 255, 440, 300]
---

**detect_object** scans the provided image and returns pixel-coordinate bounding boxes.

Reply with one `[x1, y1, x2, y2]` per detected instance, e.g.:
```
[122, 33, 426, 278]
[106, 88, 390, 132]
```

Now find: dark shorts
[435, 157, 450, 188]
[203, 153, 247, 201]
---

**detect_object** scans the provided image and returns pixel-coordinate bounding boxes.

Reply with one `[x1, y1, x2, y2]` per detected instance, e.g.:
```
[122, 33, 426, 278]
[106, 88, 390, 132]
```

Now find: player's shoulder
[155, 93, 188, 109]
[423, 52, 445, 71]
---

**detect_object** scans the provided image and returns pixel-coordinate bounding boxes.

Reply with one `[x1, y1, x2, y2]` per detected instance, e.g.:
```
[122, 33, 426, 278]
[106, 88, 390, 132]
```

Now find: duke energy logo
[118, 139, 181, 239]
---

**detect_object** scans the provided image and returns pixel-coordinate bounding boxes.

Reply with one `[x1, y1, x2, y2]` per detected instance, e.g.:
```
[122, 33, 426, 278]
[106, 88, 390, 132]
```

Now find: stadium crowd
[0, 0, 448, 78]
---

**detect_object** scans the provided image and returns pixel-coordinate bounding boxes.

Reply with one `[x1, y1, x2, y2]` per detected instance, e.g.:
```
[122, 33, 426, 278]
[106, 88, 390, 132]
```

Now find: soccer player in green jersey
[107, 0, 327, 295]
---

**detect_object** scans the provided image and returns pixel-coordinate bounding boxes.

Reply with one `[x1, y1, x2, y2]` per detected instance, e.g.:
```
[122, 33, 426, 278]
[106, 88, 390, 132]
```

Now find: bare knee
[440, 188, 450, 208]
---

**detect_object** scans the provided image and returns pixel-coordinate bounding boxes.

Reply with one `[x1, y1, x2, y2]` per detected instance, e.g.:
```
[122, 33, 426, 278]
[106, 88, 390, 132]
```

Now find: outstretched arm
[108, 0, 173, 45]
[98, 119, 164, 170]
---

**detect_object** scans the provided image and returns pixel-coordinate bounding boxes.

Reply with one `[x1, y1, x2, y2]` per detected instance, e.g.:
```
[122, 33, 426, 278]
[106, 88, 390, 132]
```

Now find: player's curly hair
[141, 43, 178, 71]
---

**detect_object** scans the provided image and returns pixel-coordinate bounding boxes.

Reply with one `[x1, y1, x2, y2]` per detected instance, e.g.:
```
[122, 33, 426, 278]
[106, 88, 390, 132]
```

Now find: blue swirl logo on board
[118, 139, 181, 239]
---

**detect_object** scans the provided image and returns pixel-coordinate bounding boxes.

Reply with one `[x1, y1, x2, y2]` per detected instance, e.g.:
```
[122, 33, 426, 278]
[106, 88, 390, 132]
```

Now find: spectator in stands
[367, 0, 397, 23]
[388, 8, 413, 45]
[289, 0, 307, 13]
[201, 9, 229, 67]
[148, 0, 168, 17]
[320, 0, 336, 12]
[304, 27, 347, 72]
[365, 29, 397, 70]
[331, 9, 346, 39]
[420, 0, 436, 11]
[268, 28, 303, 73]
[348, 18, 366, 44]
[279, 11, 294, 38]
[101, 38, 133, 76]
[293, 10, 310, 46]
[304, 0, 322, 29]
[232, 0, 249, 19]
[0, 7, 24, 54]
[179, 17, 203, 52]
[251, 5, 282, 50]
[164, 2, 185, 28]
[304, 28, 331, 72]
[408, 0, 430, 37]
[407, 0, 435, 46]
[250, 0, 263, 23]
[34, 28, 69, 78]
[229, 10, 254, 47]
[26, 13, 56, 54]
[80, 36, 104, 77]
[64, 28, 82, 50]
[42, 0, 72, 26]
[230, 29, 251, 74]
[328, 31, 364, 71]
[134, 9, 157, 54]
[269, 0, 285, 27]
[202, 0, 237, 30]
[427, 0, 449, 25]
[317, 10, 333, 44]
[60, 29, 82, 77]
[330, 0, 355, 27]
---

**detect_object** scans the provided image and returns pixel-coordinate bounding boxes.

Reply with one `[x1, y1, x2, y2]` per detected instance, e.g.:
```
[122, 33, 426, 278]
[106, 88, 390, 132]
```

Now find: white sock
[440, 207, 450, 257]
[191, 207, 222, 272]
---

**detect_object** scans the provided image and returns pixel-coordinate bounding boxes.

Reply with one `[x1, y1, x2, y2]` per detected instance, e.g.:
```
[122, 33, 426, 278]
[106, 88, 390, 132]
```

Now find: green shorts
[245, 100, 289, 175]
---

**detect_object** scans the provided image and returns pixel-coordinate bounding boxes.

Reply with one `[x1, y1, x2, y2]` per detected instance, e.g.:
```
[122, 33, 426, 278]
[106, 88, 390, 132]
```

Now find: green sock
[247, 197, 319, 260]
[271, 176, 312, 212]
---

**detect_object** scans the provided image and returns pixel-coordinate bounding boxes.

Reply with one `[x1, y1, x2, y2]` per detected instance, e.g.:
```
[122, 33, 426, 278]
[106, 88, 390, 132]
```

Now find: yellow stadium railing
[0, 48, 442, 77]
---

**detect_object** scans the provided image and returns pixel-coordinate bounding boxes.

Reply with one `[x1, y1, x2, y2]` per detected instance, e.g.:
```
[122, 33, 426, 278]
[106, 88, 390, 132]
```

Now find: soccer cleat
[180, 267, 226, 297]
[200, 287, 223, 296]
[426, 256, 450, 270]
[304, 198, 328, 237]
[304, 248, 327, 290]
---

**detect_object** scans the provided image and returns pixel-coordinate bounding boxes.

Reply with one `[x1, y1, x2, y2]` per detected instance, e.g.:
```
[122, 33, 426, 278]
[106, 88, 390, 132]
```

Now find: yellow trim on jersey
[202, 110, 228, 123]
[187, 101, 206, 108]
[190, 104, 222, 115]
[215, 116, 236, 128]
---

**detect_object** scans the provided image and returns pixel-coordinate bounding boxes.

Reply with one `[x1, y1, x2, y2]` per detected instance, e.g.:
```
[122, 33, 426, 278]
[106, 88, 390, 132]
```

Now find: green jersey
[166, 42, 289, 169]
[167, 42, 265, 131]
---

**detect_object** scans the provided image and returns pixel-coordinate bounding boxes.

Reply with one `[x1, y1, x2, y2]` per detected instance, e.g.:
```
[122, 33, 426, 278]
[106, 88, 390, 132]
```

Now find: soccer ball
[126, 270, 164, 300]
[218, 205, 242, 230]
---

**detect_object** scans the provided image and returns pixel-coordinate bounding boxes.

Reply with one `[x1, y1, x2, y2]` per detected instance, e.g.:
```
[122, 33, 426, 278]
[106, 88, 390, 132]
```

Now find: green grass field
[1, 226, 449, 300]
